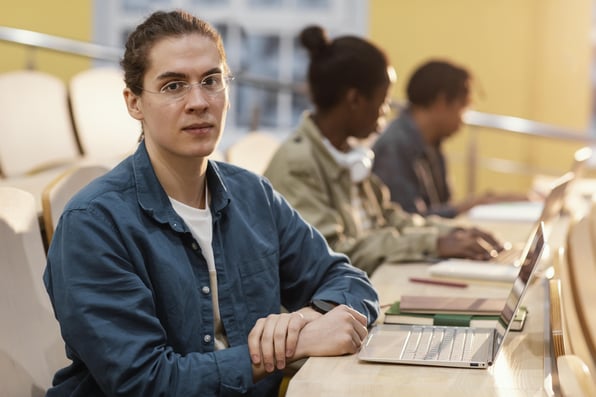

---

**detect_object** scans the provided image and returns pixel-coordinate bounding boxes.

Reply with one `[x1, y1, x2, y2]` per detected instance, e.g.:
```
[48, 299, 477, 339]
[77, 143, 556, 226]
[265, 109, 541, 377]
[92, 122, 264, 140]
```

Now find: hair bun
[299, 25, 330, 58]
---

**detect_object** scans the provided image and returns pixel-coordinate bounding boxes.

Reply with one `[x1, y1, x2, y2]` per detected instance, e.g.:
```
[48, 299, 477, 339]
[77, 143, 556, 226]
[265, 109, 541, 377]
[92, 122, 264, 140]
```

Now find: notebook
[467, 200, 544, 222]
[427, 171, 573, 282]
[358, 223, 545, 368]
[468, 147, 588, 222]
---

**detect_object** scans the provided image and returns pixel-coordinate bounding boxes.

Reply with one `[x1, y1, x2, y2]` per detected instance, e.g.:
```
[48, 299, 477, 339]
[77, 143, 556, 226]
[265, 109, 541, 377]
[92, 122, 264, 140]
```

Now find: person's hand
[248, 311, 308, 373]
[292, 305, 368, 359]
[437, 227, 504, 260]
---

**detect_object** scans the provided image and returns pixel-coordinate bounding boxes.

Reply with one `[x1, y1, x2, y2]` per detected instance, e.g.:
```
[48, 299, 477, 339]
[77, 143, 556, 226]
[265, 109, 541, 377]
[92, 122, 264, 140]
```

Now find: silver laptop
[427, 171, 573, 282]
[358, 223, 545, 368]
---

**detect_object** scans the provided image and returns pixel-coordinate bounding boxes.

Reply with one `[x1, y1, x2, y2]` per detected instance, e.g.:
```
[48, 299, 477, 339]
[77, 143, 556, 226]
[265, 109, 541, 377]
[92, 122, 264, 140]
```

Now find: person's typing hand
[437, 227, 504, 260]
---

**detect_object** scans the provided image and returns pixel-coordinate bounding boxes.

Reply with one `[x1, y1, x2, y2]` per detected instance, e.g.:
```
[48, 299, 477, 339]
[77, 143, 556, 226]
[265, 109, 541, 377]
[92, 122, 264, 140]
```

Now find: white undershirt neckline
[169, 185, 228, 350]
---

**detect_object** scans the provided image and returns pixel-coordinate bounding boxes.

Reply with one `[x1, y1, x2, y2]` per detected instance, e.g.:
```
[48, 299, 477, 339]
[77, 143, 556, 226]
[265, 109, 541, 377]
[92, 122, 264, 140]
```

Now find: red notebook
[399, 295, 506, 316]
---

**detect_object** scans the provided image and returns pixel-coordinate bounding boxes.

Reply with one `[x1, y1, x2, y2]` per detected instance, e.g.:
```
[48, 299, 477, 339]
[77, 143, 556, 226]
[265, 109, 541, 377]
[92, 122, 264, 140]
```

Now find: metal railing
[0, 26, 122, 67]
[462, 111, 593, 193]
[0, 26, 305, 93]
[2, 25, 594, 192]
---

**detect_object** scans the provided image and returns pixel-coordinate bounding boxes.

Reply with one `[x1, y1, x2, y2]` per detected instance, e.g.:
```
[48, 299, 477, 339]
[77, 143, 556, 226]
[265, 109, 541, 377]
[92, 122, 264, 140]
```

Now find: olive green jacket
[264, 113, 454, 275]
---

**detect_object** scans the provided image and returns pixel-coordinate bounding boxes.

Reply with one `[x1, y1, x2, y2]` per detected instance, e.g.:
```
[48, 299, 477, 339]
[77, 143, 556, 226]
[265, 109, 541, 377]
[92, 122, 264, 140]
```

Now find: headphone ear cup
[321, 137, 374, 183]
[346, 148, 374, 183]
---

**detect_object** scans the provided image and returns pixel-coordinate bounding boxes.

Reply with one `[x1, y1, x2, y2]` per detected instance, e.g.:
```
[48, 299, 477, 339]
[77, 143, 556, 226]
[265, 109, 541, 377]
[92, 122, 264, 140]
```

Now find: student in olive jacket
[264, 26, 503, 275]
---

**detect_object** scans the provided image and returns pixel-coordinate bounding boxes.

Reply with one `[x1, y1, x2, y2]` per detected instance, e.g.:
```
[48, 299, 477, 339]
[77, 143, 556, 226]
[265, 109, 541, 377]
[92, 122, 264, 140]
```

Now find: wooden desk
[285, 220, 567, 397]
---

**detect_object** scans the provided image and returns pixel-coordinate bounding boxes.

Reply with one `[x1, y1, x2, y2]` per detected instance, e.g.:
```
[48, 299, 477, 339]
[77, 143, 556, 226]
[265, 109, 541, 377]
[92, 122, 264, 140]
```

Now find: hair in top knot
[298, 24, 391, 111]
[299, 25, 330, 59]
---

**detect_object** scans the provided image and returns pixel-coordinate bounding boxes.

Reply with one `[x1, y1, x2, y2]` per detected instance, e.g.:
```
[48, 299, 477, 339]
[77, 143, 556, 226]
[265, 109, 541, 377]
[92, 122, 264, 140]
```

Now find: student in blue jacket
[43, 10, 379, 397]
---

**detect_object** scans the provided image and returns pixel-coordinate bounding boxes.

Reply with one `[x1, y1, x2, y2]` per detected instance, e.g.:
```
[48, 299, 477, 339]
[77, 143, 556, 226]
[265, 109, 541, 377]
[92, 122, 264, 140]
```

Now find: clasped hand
[247, 305, 368, 373]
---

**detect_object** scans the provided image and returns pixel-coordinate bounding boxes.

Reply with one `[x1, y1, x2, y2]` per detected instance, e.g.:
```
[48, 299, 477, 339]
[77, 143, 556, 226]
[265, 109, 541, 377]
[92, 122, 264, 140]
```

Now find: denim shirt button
[203, 334, 212, 343]
[192, 242, 199, 250]
[201, 286, 210, 295]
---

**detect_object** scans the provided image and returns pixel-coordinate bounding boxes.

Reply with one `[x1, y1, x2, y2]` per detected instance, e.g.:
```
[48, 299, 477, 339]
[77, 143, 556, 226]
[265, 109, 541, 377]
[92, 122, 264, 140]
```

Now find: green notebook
[384, 301, 527, 331]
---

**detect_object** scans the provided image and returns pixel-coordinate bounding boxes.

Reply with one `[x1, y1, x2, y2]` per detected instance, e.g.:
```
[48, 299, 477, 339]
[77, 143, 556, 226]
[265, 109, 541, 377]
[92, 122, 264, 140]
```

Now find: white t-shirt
[169, 186, 228, 350]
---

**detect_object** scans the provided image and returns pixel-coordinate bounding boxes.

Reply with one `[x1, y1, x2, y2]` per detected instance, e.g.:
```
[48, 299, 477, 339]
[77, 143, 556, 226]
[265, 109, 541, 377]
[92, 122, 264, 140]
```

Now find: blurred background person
[264, 27, 503, 276]
[372, 59, 528, 219]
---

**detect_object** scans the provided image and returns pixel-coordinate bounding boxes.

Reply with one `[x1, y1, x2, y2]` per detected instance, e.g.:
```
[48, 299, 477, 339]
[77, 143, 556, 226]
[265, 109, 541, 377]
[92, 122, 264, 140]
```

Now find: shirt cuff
[215, 345, 254, 394]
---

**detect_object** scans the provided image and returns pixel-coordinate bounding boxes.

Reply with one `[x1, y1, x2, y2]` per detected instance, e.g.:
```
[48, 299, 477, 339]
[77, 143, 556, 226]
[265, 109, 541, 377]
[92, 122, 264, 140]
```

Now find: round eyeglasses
[140, 73, 234, 102]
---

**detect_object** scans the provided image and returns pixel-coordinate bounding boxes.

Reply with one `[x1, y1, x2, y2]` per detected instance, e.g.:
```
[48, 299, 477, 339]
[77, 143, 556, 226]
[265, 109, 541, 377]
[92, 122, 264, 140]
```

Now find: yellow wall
[0, 1, 593, 197]
[369, 0, 593, 198]
[0, 1, 92, 81]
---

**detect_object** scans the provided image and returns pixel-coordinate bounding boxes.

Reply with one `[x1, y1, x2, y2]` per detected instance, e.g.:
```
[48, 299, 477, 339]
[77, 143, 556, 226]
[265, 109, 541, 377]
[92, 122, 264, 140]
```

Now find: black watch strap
[310, 299, 336, 314]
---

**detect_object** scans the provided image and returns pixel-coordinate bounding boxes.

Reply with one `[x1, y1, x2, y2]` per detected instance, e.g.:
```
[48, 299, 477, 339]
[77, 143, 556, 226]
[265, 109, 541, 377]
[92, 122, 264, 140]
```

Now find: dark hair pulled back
[299, 25, 390, 111]
[120, 10, 227, 96]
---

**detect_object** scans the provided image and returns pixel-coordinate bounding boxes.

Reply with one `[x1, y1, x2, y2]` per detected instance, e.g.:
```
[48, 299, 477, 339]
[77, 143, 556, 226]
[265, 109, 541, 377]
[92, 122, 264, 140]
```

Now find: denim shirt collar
[131, 140, 231, 231]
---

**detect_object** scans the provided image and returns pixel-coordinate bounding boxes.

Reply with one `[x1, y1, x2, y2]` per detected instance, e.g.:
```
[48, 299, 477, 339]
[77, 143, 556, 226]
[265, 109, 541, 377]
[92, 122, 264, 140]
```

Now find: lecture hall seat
[41, 164, 110, 246]
[548, 198, 596, 396]
[0, 187, 70, 396]
[68, 67, 141, 165]
[226, 131, 281, 175]
[0, 70, 81, 178]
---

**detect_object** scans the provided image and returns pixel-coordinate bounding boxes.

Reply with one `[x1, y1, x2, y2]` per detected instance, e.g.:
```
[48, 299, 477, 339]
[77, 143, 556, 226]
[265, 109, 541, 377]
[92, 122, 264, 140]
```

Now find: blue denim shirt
[372, 109, 456, 218]
[43, 141, 379, 397]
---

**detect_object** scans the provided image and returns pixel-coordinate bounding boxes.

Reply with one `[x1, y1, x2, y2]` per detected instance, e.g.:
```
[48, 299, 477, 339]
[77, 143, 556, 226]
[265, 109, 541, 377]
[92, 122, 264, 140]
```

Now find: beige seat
[68, 67, 141, 163]
[41, 164, 109, 246]
[565, 210, 596, 373]
[0, 169, 72, 215]
[557, 355, 596, 397]
[0, 70, 81, 178]
[0, 187, 69, 395]
[226, 131, 280, 175]
[550, 200, 596, 396]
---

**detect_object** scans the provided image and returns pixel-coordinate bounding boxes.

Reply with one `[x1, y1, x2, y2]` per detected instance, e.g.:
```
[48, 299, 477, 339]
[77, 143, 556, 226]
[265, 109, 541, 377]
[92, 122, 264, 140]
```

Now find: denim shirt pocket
[235, 249, 280, 319]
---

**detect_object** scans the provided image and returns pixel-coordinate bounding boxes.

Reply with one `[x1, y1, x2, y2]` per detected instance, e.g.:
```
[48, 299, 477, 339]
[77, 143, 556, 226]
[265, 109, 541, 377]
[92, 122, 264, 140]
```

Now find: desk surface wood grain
[285, 218, 567, 397]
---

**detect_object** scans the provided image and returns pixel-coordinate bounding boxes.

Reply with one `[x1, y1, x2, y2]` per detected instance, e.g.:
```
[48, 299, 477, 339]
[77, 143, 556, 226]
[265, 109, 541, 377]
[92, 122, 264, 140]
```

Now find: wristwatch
[310, 299, 336, 314]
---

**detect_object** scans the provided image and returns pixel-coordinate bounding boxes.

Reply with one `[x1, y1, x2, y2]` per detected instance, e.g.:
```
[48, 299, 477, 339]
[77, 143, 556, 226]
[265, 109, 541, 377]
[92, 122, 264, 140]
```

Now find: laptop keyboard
[492, 247, 521, 264]
[400, 326, 476, 362]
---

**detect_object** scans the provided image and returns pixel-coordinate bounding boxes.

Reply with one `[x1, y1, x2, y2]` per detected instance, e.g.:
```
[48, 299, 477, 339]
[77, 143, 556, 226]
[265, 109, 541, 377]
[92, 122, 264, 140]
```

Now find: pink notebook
[399, 295, 506, 316]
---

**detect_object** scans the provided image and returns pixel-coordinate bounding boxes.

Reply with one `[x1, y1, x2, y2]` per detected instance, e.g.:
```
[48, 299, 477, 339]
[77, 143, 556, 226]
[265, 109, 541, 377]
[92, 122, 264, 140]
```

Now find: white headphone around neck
[323, 138, 374, 183]
[342, 147, 374, 183]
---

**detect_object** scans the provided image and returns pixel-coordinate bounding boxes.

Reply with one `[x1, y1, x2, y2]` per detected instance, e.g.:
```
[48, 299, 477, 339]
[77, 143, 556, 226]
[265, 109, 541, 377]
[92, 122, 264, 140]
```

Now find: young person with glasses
[43, 10, 378, 397]
[264, 26, 504, 276]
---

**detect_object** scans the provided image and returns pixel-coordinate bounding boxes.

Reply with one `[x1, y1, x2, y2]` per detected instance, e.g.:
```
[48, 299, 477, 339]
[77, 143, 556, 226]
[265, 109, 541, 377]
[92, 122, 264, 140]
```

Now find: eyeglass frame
[137, 73, 234, 102]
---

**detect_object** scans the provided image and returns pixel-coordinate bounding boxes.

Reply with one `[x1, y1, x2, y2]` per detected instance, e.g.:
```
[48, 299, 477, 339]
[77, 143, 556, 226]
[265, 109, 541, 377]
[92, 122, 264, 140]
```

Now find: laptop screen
[538, 172, 574, 236]
[492, 222, 546, 362]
